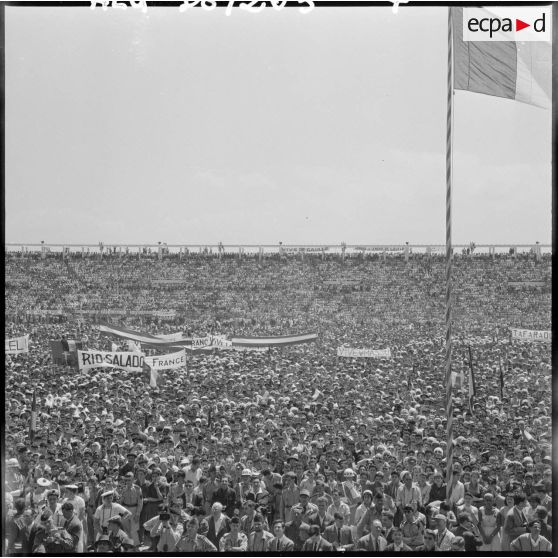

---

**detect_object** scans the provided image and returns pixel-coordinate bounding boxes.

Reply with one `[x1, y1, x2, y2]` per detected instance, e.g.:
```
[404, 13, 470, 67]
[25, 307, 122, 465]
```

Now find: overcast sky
[5, 4, 552, 245]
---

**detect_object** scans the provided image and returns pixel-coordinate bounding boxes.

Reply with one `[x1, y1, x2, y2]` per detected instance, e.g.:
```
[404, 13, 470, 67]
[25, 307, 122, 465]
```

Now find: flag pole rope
[445, 6, 455, 503]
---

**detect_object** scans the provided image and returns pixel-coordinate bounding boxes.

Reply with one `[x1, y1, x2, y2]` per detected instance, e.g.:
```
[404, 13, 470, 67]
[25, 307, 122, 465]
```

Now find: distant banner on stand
[231, 332, 318, 347]
[510, 328, 551, 343]
[98, 322, 192, 346]
[337, 347, 391, 359]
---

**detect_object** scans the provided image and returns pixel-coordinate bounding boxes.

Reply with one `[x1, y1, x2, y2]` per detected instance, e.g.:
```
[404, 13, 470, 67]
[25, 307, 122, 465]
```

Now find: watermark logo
[463, 7, 551, 42]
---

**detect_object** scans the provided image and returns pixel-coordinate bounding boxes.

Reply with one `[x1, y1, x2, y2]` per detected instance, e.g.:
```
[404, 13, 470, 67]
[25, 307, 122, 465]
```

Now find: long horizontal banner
[98, 323, 192, 346]
[283, 246, 329, 253]
[510, 328, 551, 343]
[77, 350, 145, 371]
[145, 349, 186, 370]
[5, 334, 30, 355]
[79, 310, 176, 317]
[337, 347, 392, 359]
[355, 246, 404, 253]
[231, 332, 318, 347]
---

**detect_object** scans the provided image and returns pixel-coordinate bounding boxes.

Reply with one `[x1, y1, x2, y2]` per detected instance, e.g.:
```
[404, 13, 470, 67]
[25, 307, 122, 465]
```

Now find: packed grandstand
[4, 247, 552, 553]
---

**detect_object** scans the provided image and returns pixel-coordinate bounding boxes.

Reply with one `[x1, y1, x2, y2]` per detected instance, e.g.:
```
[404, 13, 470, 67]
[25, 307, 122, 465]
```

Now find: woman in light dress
[478, 493, 501, 551]
[497, 493, 515, 551]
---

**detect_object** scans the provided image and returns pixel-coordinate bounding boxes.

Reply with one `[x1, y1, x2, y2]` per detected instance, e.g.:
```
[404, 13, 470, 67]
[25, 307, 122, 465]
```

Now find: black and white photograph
[3, 1, 553, 555]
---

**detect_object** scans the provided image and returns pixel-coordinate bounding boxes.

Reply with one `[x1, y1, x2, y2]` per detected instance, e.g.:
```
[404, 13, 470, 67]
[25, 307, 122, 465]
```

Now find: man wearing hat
[107, 515, 135, 552]
[120, 471, 143, 547]
[6, 458, 24, 493]
[94, 534, 113, 553]
[93, 490, 132, 541]
[235, 468, 255, 516]
[298, 488, 318, 523]
[119, 451, 137, 478]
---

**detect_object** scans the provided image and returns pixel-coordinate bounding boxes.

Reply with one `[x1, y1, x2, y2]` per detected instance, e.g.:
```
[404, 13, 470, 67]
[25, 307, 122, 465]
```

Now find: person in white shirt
[326, 489, 351, 525]
[149, 510, 181, 552]
[395, 471, 422, 514]
[447, 468, 465, 508]
[184, 457, 202, 487]
[93, 491, 131, 541]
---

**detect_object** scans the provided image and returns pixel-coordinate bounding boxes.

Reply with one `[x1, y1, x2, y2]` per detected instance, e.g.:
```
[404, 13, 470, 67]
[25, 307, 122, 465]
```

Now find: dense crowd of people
[4, 249, 552, 553]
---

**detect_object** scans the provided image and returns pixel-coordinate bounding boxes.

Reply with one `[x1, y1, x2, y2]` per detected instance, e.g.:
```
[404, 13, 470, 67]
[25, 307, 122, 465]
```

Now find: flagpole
[445, 6, 455, 504]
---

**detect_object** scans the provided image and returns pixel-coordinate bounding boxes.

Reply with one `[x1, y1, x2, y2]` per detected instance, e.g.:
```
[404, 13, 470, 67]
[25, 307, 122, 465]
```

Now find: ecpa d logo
[463, 7, 551, 42]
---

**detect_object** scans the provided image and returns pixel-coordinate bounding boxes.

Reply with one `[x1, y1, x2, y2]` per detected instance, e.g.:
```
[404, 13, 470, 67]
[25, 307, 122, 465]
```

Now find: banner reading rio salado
[510, 328, 551, 343]
[77, 350, 145, 371]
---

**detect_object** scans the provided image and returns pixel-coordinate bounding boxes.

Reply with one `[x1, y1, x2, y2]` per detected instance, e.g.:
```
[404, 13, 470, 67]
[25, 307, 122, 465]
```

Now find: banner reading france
[337, 347, 392, 359]
[144, 349, 186, 371]
[510, 328, 551, 343]
[77, 350, 145, 371]
[5, 334, 30, 355]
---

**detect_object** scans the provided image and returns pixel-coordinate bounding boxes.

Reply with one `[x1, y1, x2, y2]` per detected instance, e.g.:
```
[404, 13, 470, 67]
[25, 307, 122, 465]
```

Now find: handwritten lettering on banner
[191, 335, 232, 349]
[337, 347, 392, 359]
[355, 246, 404, 253]
[510, 328, 551, 343]
[77, 350, 145, 371]
[145, 349, 186, 370]
[5, 334, 30, 355]
[90, 1, 315, 15]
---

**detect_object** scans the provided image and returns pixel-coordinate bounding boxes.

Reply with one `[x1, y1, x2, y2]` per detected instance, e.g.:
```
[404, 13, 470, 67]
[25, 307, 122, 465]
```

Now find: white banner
[337, 347, 392, 359]
[510, 328, 551, 343]
[77, 350, 145, 371]
[145, 349, 186, 371]
[5, 334, 30, 355]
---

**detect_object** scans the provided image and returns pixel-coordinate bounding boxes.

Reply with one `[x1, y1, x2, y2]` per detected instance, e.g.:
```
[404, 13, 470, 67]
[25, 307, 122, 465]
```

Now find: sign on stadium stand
[510, 328, 551, 343]
[5, 334, 30, 355]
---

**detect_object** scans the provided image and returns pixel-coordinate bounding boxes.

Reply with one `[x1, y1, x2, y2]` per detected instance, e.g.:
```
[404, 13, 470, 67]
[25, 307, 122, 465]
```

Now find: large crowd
[4, 249, 552, 553]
